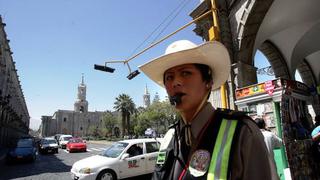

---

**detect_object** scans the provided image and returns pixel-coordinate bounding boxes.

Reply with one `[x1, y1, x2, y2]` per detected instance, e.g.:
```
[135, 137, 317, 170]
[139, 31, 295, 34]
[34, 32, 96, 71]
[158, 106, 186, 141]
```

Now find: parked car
[6, 137, 37, 164]
[71, 138, 161, 180]
[66, 138, 87, 153]
[59, 134, 73, 149]
[39, 138, 59, 154]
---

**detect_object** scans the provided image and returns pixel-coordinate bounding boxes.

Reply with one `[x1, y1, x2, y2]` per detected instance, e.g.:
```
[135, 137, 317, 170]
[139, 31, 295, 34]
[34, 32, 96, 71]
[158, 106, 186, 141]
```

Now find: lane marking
[90, 148, 101, 151]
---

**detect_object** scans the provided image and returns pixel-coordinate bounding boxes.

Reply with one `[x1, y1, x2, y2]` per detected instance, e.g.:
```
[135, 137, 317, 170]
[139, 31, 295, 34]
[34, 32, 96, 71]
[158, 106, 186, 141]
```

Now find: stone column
[232, 61, 258, 88]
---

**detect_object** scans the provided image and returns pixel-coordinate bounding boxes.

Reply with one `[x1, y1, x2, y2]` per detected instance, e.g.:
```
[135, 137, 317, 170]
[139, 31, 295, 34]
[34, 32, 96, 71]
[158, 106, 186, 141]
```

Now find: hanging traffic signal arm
[95, 10, 212, 80]
[94, 60, 140, 80]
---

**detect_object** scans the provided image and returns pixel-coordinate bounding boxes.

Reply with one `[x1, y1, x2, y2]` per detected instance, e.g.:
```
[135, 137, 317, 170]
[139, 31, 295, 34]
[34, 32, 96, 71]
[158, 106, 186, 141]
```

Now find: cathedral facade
[40, 76, 109, 137]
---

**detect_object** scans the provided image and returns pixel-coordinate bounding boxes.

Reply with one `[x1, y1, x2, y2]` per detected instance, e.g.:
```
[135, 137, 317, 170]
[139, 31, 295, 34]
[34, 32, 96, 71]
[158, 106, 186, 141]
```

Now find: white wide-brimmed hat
[139, 40, 231, 90]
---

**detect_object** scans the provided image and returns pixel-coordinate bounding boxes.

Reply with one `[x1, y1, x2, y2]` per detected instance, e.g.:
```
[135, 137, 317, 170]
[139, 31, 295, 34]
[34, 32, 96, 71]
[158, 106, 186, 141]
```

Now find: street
[0, 142, 151, 180]
[0, 142, 108, 180]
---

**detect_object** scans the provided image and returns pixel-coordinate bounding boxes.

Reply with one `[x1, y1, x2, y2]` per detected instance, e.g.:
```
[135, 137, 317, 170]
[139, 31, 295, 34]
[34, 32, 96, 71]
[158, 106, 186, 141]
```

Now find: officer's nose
[172, 77, 182, 89]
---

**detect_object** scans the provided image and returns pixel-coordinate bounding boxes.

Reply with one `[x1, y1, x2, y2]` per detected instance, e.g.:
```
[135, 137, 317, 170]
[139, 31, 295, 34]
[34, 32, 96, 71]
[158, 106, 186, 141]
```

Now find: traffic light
[94, 64, 115, 73]
[127, 70, 140, 80]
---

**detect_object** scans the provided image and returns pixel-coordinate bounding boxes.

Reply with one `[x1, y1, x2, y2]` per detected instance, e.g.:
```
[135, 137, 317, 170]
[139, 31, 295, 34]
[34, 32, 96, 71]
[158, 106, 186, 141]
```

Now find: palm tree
[114, 94, 136, 137]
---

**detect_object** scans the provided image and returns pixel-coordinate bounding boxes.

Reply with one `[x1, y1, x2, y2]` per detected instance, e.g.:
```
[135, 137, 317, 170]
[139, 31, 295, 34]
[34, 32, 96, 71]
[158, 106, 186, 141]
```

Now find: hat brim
[139, 41, 231, 90]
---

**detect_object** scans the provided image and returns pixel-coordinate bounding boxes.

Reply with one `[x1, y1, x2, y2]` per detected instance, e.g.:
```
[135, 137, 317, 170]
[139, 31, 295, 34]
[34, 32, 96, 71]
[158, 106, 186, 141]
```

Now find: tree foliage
[113, 94, 136, 136]
[133, 100, 178, 136]
[88, 125, 102, 138]
[102, 111, 118, 137]
[87, 94, 180, 139]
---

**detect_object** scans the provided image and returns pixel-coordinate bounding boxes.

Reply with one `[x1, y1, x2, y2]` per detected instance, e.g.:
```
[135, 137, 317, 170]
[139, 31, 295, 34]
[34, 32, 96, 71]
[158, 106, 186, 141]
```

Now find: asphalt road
[0, 141, 151, 180]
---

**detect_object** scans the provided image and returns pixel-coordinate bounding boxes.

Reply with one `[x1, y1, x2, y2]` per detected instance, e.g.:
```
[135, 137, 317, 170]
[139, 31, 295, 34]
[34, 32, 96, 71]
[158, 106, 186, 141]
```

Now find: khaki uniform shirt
[153, 102, 279, 180]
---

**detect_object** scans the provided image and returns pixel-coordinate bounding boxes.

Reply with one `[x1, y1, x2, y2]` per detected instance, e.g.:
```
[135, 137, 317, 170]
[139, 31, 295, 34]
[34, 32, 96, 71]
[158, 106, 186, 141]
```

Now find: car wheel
[96, 170, 117, 180]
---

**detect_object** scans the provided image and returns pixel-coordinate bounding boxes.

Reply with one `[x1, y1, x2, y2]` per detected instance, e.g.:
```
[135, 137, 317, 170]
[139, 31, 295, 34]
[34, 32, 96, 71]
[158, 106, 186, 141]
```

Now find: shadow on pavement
[0, 152, 71, 179]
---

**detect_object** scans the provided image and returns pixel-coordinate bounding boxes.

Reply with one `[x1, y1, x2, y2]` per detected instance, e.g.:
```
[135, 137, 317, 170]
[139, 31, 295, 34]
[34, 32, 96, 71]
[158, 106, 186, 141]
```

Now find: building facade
[143, 84, 150, 108]
[41, 76, 107, 137]
[0, 16, 30, 147]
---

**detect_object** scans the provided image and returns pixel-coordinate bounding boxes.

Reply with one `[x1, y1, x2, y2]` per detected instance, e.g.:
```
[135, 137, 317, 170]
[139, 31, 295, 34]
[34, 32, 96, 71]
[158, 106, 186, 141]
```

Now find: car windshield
[100, 142, 128, 158]
[44, 139, 57, 144]
[69, 139, 83, 143]
[16, 139, 33, 148]
[63, 137, 72, 141]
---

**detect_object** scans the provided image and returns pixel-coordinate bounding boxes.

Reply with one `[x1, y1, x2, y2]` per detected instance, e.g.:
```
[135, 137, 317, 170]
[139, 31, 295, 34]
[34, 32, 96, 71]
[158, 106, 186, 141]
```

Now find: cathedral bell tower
[143, 84, 150, 108]
[74, 74, 89, 113]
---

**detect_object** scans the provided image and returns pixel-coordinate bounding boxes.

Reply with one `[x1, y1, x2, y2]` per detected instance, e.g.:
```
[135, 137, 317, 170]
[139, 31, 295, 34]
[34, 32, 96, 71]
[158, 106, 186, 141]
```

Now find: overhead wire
[150, 0, 192, 44]
[128, 0, 192, 58]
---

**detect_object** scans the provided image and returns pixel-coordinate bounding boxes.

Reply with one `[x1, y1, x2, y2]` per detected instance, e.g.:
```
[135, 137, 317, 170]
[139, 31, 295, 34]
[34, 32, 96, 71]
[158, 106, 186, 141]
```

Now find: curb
[87, 141, 114, 145]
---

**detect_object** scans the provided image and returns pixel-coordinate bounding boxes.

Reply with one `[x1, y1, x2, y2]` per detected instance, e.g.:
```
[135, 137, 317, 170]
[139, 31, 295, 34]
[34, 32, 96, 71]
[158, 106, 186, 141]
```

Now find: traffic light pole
[208, 0, 228, 109]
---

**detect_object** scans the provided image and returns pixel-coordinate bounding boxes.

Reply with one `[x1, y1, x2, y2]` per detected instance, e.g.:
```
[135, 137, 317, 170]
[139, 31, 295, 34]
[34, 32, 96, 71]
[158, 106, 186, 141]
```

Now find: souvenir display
[235, 78, 320, 179]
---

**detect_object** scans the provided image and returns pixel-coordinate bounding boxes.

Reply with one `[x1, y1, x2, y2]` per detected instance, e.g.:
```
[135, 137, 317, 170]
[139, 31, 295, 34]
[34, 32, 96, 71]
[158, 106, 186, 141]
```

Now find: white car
[71, 138, 161, 180]
[39, 137, 59, 154]
[59, 135, 73, 149]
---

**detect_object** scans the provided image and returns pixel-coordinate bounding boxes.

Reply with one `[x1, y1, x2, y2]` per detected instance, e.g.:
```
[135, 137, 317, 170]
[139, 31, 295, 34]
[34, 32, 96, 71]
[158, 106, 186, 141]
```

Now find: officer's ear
[205, 81, 213, 90]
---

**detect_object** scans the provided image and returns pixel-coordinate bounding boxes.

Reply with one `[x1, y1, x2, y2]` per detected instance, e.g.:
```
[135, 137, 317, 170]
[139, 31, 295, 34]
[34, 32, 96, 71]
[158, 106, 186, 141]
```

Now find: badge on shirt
[189, 149, 211, 177]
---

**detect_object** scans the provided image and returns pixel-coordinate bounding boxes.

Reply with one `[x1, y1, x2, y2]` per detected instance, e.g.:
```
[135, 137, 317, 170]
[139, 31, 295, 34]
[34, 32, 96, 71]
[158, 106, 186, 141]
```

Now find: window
[80, 127, 83, 130]
[146, 142, 160, 153]
[127, 143, 143, 157]
[80, 106, 84, 112]
[63, 117, 67, 122]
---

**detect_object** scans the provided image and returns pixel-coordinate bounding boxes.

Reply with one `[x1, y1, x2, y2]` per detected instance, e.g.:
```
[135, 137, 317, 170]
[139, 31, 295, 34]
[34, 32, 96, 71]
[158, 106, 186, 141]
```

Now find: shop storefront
[235, 78, 320, 179]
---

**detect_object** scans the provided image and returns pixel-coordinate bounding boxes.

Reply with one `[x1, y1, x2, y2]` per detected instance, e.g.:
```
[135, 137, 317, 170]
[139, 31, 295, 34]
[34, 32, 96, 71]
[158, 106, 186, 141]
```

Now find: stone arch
[226, 0, 275, 88]
[296, 60, 320, 115]
[296, 60, 316, 88]
[232, 0, 274, 65]
[259, 40, 291, 79]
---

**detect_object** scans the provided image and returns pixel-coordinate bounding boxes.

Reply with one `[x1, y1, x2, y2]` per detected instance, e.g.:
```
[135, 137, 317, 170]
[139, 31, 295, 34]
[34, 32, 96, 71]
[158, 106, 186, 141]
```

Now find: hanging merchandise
[235, 78, 320, 180]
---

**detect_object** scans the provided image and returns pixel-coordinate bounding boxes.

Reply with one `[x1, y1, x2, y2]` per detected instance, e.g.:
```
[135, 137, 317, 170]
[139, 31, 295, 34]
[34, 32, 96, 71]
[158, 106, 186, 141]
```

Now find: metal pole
[208, 0, 228, 108]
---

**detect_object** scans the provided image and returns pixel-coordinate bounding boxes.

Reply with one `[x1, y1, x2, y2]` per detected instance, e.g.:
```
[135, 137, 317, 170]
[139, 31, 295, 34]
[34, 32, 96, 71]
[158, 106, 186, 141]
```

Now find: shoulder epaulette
[216, 108, 249, 120]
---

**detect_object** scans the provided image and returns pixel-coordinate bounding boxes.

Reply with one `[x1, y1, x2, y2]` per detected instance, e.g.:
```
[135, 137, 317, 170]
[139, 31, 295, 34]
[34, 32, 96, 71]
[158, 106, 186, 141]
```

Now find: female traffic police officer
[139, 40, 278, 180]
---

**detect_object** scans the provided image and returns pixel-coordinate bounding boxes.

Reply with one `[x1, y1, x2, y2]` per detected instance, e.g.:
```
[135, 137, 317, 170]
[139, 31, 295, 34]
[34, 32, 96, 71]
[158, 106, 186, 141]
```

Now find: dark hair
[255, 118, 266, 129]
[194, 64, 212, 83]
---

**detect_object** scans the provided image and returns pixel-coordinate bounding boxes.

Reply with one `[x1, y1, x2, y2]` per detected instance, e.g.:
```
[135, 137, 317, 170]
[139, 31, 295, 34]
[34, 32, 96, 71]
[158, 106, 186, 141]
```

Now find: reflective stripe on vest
[207, 119, 238, 180]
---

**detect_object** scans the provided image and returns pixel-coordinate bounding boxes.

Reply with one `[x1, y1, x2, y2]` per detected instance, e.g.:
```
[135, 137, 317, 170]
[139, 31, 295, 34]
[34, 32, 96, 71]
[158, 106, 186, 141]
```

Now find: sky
[0, 0, 276, 130]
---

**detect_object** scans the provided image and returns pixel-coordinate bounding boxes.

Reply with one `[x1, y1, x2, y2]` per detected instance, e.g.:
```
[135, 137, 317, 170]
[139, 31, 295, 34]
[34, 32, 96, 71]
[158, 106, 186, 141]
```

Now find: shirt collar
[190, 102, 215, 139]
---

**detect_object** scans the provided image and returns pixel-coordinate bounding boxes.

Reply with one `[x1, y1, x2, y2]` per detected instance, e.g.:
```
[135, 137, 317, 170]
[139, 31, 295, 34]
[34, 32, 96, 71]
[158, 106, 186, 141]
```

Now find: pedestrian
[255, 118, 282, 159]
[139, 40, 278, 180]
[311, 115, 320, 161]
[255, 118, 282, 179]
[312, 115, 320, 141]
